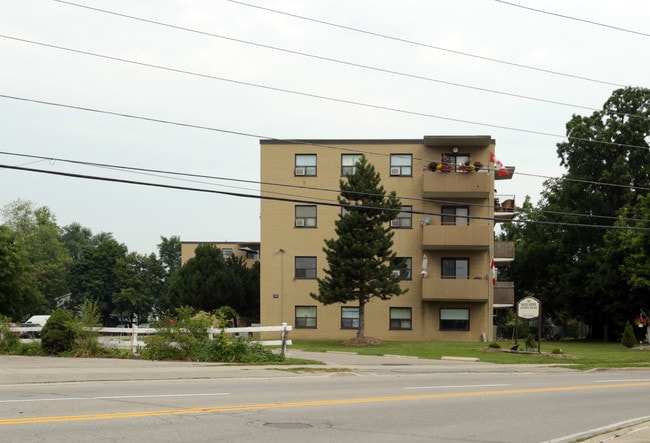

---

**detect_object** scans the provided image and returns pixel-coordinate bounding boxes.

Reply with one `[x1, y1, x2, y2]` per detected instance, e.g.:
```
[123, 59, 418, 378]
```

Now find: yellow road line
[2, 381, 650, 426]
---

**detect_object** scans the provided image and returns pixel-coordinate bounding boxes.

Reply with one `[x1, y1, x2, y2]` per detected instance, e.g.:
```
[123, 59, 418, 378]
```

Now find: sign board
[517, 296, 540, 319]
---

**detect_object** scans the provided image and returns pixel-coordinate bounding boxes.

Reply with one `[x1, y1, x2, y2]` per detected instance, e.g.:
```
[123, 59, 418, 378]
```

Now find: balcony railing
[494, 194, 516, 221]
[422, 224, 491, 250]
[494, 240, 515, 265]
[422, 169, 490, 198]
[422, 276, 489, 302]
[494, 281, 515, 306]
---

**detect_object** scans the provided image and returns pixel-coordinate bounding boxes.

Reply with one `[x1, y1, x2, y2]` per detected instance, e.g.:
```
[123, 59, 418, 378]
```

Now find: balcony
[422, 224, 491, 250]
[494, 195, 516, 222]
[422, 277, 489, 302]
[494, 281, 515, 307]
[494, 240, 515, 265]
[422, 170, 490, 198]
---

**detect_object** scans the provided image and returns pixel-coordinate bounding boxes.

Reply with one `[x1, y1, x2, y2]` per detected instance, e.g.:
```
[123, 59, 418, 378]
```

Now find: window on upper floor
[390, 206, 412, 229]
[441, 206, 469, 226]
[441, 258, 469, 279]
[295, 205, 317, 228]
[442, 152, 470, 172]
[295, 154, 317, 176]
[389, 307, 412, 330]
[341, 154, 363, 176]
[390, 154, 412, 176]
[222, 248, 233, 258]
[295, 306, 317, 328]
[391, 257, 412, 280]
[295, 256, 317, 279]
[341, 306, 359, 329]
[440, 308, 469, 331]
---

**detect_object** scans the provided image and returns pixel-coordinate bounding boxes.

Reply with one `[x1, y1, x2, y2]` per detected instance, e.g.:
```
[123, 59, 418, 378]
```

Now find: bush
[621, 321, 637, 348]
[525, 333, 537, 352]
[551, 348, 564, 354]
[0, 317, 19, 353]
[488, 342, 501, 349]
[41, 308, 75, 355]
[69, 299, 104, 357]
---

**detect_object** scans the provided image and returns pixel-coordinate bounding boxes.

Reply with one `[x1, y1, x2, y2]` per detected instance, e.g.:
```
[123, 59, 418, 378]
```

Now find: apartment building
[181, 241, 260, 267]
[260, 136, 514, 342]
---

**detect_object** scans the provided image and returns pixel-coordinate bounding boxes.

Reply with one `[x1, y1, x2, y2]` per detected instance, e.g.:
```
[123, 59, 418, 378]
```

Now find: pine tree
[311, 156, 407, 339]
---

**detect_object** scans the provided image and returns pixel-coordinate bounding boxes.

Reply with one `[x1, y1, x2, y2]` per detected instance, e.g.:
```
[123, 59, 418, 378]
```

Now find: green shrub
[41, 308, 75, 355]
[69, 299, 104, 357]
[525, 333, 537, 352]
[551, 348, 564, 354]
[621, 322, 637, 348]
[0, 317, 19, 353]
[488, 342, 501, 349]
[141, 306, 211, 361]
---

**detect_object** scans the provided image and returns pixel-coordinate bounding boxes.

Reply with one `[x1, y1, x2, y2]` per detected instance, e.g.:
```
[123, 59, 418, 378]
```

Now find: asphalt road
[1, 352, 650, 442]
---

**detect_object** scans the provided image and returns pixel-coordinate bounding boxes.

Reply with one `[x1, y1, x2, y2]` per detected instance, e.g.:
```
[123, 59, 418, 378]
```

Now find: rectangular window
[341, 307, 359, 329]
[341, 154, 363, 176]
[391, 257, 412, 280]
[390, 154, 412, 176]
[295, 154, 317, 176]
[222, 248, 233, 258]
[391, 206, 412, 229]
[441, 206, 469, 226]
[390, 307, 412, 330]
[443, 153, 470, 172]
[441, 258, 469, 279]
[295, 205, 317, 228]
[440, 308, 469, 331]
[295, 306, 317, 328]
[295, 256, 317, 279]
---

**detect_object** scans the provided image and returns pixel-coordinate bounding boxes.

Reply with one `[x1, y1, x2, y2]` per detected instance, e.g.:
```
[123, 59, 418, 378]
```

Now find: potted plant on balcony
[427, 161, 451, 172]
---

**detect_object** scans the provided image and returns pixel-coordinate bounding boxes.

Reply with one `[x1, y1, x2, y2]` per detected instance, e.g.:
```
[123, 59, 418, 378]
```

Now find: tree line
[0, 200, 259, 325]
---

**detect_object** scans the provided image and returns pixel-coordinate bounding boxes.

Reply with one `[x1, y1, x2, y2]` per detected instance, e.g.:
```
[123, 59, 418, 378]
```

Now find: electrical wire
[494, 0, 650, 38]
[224, 0, 628, 88]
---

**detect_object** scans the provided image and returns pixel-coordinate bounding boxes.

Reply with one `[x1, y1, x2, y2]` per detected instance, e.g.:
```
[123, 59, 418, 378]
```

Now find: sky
[1, 0, 649, 255]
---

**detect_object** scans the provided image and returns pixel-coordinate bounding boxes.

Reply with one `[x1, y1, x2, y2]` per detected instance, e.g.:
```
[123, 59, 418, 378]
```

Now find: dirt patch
[343, 337, 384, 346]
[482, 347, 577, 359]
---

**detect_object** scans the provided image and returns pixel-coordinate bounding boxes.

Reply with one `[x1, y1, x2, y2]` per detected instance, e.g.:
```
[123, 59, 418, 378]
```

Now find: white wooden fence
[10, 323, 292, 356]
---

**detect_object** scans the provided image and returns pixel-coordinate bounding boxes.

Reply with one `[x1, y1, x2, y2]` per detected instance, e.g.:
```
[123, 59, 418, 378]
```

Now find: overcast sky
[1, 0, 648, 255]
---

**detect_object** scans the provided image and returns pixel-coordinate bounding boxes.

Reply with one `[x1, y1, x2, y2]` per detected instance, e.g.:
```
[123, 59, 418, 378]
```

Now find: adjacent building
[259, 136, 515, 342]
[181, 241, 260, 267]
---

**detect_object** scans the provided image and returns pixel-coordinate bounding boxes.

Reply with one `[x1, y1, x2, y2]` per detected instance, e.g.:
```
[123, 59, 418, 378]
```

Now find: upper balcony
[494, 195, 516, 222]
[494, 240, 515, 265]
[422, 276, 489, 302]
[422, 224, 491, 250]
[422, 169, 490, 199]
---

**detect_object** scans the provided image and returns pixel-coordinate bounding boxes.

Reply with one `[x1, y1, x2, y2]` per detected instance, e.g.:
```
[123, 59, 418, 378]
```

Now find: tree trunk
[357, 298, 365, 338]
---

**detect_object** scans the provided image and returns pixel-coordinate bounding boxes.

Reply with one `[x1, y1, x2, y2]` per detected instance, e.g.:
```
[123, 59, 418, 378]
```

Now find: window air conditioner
[295, 167, 306, 176]
[295, 219, 305, 227]
[390, 167, 401, 175]
[390, 219, 401, 228]
[392, 270, 402, 278]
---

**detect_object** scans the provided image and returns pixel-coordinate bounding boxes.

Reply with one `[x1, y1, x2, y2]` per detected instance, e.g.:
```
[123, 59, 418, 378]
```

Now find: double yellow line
[3, 381, 650, 426]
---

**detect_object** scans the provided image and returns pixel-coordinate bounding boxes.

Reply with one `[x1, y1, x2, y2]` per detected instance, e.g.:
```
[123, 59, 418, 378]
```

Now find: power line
[2, 162, 648, 232]
[2, 150, 649, 226]
[225, 0, 628, 88]
[26, 6, 615, 116]
[495, 0, 650, 38]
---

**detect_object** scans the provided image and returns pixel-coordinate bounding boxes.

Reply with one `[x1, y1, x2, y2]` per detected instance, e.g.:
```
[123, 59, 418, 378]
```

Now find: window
[295, 205, 317, 227]
[295, 306, 317, 328]
[341, 154, 363, 176]
[391, 206, 412, 229]
[390, 307, 412, 330]
[295, 154, 317, 176]
[341, 307, 359, 329]
[440, 308, 469, 331]
[295, 256, 317, 279]
[442, 152, 470, 172]
[222, 248, 233, 258]
[441, 206, 469, 226]
[390, 154, 412, 176]
[441, 258, 469, 279]
[391, 257, 412, 279]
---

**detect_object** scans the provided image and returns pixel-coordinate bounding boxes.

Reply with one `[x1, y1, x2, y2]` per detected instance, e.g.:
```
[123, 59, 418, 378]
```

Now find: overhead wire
[494, 0, 650, 38]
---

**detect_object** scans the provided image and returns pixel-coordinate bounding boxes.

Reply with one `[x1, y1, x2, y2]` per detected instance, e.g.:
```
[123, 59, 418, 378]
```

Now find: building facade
[181, 241, 260, 267]
[260, 136, 514, 342]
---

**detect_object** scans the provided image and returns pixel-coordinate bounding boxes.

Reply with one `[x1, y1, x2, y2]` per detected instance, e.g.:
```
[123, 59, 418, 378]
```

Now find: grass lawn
[291, 339, 650, 371]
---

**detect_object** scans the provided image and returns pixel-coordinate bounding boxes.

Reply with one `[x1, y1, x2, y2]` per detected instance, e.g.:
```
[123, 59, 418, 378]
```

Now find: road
[1, 352, 650, 442]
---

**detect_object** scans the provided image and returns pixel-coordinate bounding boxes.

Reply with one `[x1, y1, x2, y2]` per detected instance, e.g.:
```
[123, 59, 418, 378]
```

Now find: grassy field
[291, 339, 650, 370]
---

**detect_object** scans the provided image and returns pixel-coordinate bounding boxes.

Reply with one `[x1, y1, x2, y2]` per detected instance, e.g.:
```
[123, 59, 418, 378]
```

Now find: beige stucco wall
[260, 138, 496, 342]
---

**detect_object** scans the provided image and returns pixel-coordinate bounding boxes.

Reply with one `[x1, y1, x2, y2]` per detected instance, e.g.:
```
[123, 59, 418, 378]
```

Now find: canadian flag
[490, 258, 497, 286]
[490, 152, 510, 177]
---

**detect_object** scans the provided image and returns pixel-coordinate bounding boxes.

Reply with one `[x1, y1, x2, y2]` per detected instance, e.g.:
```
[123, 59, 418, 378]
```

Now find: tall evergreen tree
[311, 155, 406, 339]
